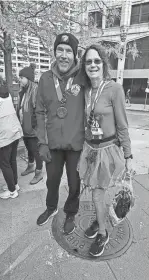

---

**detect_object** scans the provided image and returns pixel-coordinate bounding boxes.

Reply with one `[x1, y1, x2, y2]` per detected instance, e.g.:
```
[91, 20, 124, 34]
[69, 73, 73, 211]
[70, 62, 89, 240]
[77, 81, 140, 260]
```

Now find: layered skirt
[77, 139, 125, 193]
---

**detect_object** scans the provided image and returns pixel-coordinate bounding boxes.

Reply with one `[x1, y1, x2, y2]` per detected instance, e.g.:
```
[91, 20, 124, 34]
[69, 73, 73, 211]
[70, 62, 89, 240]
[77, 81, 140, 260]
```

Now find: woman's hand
[125, 158, 134, 174]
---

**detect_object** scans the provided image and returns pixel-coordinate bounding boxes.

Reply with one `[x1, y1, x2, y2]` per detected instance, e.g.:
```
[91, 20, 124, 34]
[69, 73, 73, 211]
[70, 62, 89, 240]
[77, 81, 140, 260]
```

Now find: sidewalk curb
[126, 108, 149, 113]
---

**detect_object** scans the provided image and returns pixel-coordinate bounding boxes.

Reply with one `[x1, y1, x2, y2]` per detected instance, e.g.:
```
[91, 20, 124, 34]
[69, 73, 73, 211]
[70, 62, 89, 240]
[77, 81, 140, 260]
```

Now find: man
[36, 33, 85, 234]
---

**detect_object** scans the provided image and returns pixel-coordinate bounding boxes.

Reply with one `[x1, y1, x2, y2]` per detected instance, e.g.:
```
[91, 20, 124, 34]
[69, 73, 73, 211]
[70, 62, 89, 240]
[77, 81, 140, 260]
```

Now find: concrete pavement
[0, 148, 149, 279]
[126, 103, 149, 112]
[0, 105, 149, 280]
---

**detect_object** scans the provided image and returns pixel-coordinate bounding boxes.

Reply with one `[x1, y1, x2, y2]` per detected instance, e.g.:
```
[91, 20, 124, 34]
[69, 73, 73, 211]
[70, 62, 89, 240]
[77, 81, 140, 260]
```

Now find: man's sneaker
[2, 184, 20, 191]
[63, 215, 75, 235]
[84, 220, 99, 239]
[37, 209, 58, 226]
[89, 230, 109, 257]
[0, 190, 18, 199]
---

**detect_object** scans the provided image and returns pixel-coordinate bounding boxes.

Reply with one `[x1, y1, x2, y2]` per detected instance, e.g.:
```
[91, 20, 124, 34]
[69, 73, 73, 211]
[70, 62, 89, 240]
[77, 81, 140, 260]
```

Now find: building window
[106, 7, 121, 28]
[40, 65, 49, 69]
[40, 53, 49, 58]
[131, 3, 149, 25]
[29, 52, 38, 57]
[88, 11, 102, 29]
[125, 37, 149, 69]
[40, 59, 49, 63]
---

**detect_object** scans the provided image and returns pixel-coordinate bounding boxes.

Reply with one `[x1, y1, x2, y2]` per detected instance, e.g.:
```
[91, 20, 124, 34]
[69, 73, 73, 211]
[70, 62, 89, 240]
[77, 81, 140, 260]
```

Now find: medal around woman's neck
[85, 81, 106, 141]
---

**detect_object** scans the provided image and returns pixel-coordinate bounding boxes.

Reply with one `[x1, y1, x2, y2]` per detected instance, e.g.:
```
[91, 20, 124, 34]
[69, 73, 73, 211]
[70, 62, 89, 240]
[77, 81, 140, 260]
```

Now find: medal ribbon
[53, 74, 74, 103]
[86, 81, 110, 127]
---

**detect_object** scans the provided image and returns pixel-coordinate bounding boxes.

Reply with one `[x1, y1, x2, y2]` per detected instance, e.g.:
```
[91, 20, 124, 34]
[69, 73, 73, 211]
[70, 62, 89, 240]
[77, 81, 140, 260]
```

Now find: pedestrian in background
[18, 63, 43, 185]
[36, 33, 85, 234]
[0, 76, 23, 199]
[78, 44, 133, 257]
[125, 88, 131, 106]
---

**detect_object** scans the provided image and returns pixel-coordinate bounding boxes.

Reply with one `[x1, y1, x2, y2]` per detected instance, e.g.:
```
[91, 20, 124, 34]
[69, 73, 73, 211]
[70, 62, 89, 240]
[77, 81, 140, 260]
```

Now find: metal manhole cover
[52, 201, 133, 261]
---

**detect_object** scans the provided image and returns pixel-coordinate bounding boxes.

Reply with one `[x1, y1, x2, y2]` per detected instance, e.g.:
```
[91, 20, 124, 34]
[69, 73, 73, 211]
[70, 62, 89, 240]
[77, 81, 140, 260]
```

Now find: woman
[0, 77, 23, 199]
[78, 44, 133, 257]
[18, 63, 43, 185]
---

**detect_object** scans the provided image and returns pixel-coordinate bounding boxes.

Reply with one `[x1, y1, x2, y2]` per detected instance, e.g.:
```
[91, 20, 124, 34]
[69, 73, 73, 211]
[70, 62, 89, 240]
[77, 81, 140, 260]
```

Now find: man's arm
[36, 76, 47, 145]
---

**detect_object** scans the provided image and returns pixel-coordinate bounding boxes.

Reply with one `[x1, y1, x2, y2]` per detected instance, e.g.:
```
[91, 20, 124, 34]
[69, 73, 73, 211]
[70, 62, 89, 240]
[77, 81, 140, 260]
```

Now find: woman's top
[18, 81, 38, 137]
[85, 80, 131, 158]
[0, 94, 23, 148]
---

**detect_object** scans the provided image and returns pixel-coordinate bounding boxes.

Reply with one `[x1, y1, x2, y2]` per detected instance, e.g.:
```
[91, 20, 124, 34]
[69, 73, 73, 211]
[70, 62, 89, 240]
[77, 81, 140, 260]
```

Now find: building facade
[85, 0, 149, 103]
[0, 32, 51, 82]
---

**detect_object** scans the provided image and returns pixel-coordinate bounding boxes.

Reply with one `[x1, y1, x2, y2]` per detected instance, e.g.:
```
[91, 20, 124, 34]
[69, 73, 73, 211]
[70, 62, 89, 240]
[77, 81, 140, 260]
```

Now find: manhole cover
[52, 201, 133, 261]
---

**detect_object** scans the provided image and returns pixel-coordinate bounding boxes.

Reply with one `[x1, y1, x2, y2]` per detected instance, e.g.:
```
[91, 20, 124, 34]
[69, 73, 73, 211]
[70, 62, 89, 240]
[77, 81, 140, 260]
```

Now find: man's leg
[63, 150, 81, 234]
[37, 150, 64, 226]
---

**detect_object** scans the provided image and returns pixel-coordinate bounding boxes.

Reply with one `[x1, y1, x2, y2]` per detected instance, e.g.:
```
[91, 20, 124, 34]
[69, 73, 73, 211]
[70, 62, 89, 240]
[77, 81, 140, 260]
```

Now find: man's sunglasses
[85, 59, 102, 65]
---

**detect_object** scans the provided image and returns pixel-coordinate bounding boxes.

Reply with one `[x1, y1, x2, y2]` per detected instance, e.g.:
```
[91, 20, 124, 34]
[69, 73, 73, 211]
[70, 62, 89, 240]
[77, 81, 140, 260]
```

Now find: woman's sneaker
[89, 230, 109, 257]
[0, 190, 19, 199]
[84, 220, 99, 239]
[2, 184, 20, 191]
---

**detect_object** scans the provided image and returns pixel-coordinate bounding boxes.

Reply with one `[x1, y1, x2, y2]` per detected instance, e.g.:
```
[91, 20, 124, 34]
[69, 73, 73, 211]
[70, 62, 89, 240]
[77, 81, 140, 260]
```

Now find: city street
[0, 108, 149, 280]
[127, 110, 149, 174]
[127, 111, 149, 130]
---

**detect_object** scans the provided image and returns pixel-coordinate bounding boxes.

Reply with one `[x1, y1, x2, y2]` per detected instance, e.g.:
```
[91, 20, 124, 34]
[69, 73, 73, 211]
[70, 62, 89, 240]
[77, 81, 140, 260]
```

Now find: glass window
[40, 65, 49, 69]
[106, 7, 121, 28]
[131, 3, 149, 24]
[88, 11, 102, 28]
[125, 37, 149, 69]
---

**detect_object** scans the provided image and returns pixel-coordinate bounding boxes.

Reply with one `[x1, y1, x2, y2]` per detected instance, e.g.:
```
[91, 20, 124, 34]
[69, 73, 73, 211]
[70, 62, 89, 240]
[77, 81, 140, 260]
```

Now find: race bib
[91, 119, 103, 138]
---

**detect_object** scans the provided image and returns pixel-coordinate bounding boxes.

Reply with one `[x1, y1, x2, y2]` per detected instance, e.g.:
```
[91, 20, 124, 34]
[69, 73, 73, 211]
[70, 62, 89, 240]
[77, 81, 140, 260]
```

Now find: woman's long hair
[23, 80, 37, 112]
[80, 44, 111, 88]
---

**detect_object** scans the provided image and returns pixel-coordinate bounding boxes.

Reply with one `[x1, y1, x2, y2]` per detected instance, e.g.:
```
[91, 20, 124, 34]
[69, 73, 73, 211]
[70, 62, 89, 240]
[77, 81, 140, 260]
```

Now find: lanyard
[90, 81, 106, 110]
[53, 74, 74, 102]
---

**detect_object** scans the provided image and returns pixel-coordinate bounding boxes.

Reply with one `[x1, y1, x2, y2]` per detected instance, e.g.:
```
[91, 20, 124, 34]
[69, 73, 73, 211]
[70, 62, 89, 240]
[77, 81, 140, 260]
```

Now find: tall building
[0, 32, 51, 82]
[80, 0, 149, 103]
[0, 2, 76, 82]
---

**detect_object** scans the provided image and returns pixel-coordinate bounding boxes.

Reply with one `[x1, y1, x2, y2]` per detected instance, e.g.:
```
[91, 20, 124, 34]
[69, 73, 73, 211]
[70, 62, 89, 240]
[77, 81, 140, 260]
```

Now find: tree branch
[0, 41, 6, 51]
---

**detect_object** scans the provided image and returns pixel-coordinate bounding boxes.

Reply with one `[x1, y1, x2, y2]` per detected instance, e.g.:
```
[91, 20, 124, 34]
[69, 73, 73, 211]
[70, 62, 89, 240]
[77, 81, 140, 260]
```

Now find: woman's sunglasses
[85, 59, 102, 66]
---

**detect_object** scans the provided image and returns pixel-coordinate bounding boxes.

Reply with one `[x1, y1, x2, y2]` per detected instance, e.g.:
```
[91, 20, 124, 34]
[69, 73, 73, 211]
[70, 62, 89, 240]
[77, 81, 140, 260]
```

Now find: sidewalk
[126, 103, 149, 112]
[0, 156, 149, 280]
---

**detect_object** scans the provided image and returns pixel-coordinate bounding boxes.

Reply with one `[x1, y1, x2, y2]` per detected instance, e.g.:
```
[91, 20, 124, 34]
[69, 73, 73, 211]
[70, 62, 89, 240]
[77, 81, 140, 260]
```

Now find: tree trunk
[3, 32, 13, 95]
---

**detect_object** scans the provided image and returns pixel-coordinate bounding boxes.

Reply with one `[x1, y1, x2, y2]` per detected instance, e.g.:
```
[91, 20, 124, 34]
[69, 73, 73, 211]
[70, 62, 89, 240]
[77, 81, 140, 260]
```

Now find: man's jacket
[36, 62, 85, 151]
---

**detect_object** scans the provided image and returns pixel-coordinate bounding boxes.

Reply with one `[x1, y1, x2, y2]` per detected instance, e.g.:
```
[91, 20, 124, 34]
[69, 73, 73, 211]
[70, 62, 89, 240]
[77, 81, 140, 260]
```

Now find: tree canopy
[0, 0, 137, 92]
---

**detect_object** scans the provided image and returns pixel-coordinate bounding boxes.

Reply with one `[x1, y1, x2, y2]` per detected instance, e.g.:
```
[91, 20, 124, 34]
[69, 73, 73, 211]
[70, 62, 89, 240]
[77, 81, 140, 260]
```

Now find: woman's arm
[111, 83, 132, 159]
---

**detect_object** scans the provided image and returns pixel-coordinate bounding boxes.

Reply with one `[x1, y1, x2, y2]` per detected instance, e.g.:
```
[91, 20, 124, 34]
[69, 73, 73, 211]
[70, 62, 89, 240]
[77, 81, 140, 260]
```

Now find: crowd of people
[0, 32, 133, 257]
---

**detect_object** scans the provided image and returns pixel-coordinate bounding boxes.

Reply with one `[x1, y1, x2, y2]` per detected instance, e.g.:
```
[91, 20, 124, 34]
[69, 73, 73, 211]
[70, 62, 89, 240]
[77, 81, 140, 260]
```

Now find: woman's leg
[27, 137, 43, 185]
[92, 188, 107, 235]
[88, 188, 109, 257]
[0, 143, 16, 192]
[23, 137, 34, 163]
[10, 140, 19, 185]
[29, 137, 43, 170]
[21, 137, 35, 176]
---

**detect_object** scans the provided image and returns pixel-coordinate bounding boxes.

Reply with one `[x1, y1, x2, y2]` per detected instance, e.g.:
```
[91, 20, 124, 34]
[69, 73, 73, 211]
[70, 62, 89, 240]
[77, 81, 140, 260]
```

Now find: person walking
[125, 89, 131, 106]
[36, 33, 85, 234]
[0, 77, 23, 199]
[78, 44, 133, 257]
[18, 63, 43, 185]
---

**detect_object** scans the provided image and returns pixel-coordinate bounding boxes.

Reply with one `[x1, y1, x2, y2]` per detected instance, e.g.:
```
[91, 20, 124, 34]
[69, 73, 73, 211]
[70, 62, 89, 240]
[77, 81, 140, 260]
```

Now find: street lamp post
[144, 78, 149, 109]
